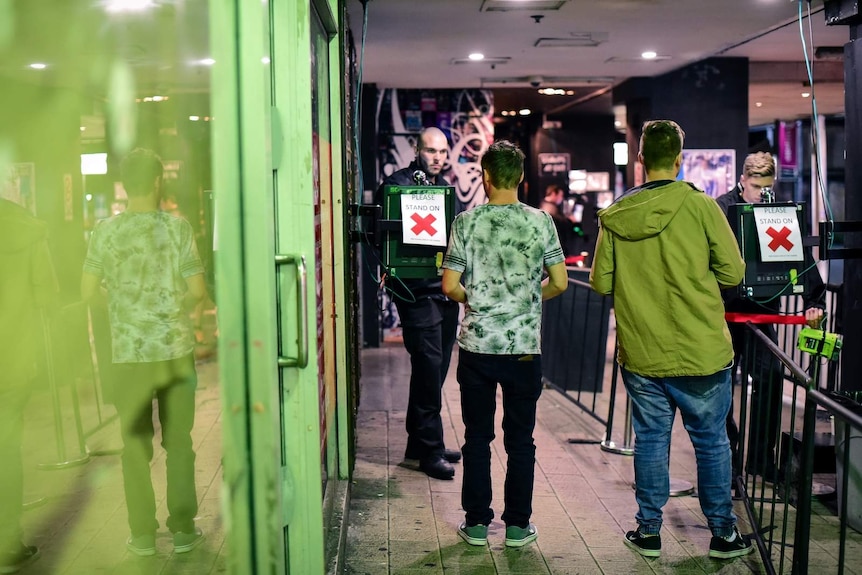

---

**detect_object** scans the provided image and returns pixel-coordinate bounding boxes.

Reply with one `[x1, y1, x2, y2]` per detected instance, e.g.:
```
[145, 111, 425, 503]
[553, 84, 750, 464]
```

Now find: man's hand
[804, 307, 824, 328]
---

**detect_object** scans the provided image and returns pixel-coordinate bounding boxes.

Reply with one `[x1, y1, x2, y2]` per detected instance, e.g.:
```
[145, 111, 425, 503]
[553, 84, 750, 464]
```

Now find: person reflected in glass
[0, 185, 58, 573]
[81, 148, 206, 556]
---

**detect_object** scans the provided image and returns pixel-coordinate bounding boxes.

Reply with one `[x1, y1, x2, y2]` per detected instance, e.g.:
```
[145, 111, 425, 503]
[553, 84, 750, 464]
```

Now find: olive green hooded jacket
[590, 180, 744, 377]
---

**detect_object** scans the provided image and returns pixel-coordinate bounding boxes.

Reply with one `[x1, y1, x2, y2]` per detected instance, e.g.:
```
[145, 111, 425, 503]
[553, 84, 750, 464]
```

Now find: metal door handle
[275, 254, 308, 368]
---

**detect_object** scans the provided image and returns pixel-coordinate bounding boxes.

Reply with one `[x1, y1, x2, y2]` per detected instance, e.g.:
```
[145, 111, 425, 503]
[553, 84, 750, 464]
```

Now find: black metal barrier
[735, 323, 862, 575]
[541, 268, 612, 434]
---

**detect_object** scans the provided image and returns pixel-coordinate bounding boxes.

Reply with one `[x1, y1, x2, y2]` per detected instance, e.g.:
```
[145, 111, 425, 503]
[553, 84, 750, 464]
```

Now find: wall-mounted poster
[1, 163, 36, 214]
[679, 149, 735, 199]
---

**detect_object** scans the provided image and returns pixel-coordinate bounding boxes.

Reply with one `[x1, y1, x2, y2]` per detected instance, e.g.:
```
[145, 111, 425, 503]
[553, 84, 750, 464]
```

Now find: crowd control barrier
[541, 268, 612, 443]
[734, 322, 860, 575]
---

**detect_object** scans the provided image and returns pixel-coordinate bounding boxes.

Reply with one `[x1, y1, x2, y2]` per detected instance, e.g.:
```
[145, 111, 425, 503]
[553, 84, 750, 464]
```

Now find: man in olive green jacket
[590, 120, 750, 560]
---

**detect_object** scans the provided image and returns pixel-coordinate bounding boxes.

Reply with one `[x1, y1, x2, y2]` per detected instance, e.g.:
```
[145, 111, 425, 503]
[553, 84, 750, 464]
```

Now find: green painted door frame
[211, 0, 350, 573]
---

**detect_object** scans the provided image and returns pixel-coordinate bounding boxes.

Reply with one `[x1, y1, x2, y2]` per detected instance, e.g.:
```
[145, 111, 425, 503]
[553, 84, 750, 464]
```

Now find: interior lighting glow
[85, 194, 93, 201]
[80, 127, 86, 131]
[755, 102, 763, 107]
[199, 58, 216, 66]
[613, 142, 628, 166]
[518, 108, 531, 116]
[81, 153, 108, 176]
[801, 92, 811, 98]
[151, 95, 165, 102]
[566, 90, 575, 95]
[262, 56, 271, 64]
[468, 53, 485, 61]
[29, 63, 47, 69]
[641, 51, 657, 60]
[189, 116, 200, 121]
[103, 0, 156, 13]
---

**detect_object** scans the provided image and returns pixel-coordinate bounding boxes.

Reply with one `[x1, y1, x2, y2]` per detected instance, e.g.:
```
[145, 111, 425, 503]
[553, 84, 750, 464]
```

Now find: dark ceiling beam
[749, 61, 844, 83]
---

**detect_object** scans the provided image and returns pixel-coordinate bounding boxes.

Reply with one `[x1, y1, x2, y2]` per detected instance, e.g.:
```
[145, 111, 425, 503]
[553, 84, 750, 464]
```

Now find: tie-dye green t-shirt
[442, 203, 564, 354]
[83, 211, 204, 363]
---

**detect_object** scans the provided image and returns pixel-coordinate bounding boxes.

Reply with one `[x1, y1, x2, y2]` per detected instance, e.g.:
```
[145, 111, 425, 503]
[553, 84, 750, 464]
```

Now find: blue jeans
[457, 349, 543, 528]
[621, 365, 736, 538]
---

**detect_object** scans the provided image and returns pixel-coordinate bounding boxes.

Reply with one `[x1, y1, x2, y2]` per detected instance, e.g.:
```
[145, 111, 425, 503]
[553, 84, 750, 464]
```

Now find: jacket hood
[0, 199, 48, 254]
[597, 180, 699, 241]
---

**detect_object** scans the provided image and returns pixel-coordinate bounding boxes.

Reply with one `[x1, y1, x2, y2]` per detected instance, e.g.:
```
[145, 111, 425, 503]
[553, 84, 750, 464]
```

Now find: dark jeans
[395, 297, 459, 461]
[725, 322, 783, 474]
[457, 349, 543, 528]
[114, 354, 198, 537]
[0, 384, 30, 553]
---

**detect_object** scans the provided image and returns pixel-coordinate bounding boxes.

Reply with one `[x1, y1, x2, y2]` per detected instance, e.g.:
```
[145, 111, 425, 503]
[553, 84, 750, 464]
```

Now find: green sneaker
[173, 527, 204, 554]
[505, 523, 538, 548]
[457, 522, 488, 546]
[126, 534, 156, 557]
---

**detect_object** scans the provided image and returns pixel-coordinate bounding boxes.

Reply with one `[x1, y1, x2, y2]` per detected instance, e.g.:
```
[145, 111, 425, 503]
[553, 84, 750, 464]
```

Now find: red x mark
[410, 213, 438, 236]
[766, 226, 793, 251]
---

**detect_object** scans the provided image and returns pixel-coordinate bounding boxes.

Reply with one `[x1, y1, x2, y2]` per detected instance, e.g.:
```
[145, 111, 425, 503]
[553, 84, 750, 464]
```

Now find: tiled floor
[346, 342, 862, 575]
[16, 357, 225, 575]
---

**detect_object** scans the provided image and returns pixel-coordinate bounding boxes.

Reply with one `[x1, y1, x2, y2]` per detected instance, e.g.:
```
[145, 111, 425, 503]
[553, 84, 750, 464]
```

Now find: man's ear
[519, 172, 525, 185]
[637, 152, 644, 165]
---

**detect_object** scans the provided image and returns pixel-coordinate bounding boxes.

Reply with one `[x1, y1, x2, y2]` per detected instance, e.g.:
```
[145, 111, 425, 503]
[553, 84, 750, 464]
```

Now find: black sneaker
[0, 544, 40, 574]
[709, 527, 753, 559]
[623, 529, 661, 558]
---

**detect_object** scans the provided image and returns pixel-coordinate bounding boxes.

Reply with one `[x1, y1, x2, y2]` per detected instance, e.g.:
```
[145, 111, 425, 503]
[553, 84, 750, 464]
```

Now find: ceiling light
[519, 108, 532, 116]
[468, 53, 485, 61]
[103, 0, 156, 13]
[480, 0, 568, 12]
[262, 57, 271, 64]
[641, 51, 657, 60]
[80, 127, 86, 131]
[29, 63, 47, 69]
[198, 58, 216, 66]
[189, 116, 200, 121]
[755, 102, 763, 107]
[802, 92, 811, 98]
[566, 90, 575, 95]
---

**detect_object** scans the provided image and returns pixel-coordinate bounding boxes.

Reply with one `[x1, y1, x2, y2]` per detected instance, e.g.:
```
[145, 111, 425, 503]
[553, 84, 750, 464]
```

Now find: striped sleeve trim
[180, 259, 205, 278]
[442, 253, 466, 271]
[544, 246, 565, 266]
[82, 258, 103, 277]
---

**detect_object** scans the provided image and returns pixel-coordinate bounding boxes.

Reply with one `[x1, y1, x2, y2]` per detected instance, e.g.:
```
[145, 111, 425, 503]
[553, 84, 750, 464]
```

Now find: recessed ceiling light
[189, 116, 200, 121]
[80, 127, 86, 131]
[468, 53, 485, 61]
[755, 102, 763, 107]
[29, 63, 47, 70]
[641, 51, 657, 60]
[262, 56, 271, 64]
[802, 92, 811, 98]
[519, 108, 531, 116]
[103, 0, 156, 13]
[199, 58, 216, 66]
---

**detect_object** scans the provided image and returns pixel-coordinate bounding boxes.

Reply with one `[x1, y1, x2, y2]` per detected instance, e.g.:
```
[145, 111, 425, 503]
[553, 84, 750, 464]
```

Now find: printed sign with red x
[400, 193, 447, 247]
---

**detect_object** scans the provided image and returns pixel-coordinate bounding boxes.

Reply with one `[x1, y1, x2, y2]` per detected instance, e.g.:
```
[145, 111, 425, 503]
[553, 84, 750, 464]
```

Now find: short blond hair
[742, 152, 775, 178]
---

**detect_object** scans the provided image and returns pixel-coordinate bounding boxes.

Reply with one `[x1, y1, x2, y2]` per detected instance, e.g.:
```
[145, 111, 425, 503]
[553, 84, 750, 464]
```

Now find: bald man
[374, 127, 461, 480]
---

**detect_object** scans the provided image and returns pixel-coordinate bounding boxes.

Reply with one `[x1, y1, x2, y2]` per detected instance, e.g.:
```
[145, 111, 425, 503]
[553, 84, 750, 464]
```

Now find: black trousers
[457, 349, 543, 528]
[726, 322, 783, 474]
[114, 354, 198, 537]
[395, 297, 459, 461]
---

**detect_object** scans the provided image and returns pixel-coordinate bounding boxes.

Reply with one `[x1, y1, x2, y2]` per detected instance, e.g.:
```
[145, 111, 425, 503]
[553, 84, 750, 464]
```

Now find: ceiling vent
[535, 33, 608, 48]
[450, 56, 511, 65]
[480, 0, 568, 12]
[480, 75, 614, 87]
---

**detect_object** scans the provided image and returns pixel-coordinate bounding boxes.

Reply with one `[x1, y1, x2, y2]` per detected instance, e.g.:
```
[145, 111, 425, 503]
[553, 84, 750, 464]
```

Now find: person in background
[715, 151, 825, 481]
[374, 127, 462, 480]
[81, 148, 206, 556]
[0, 185, 58, 574]
[539, 183, 575, 255]
[442, 140, 567, 548]
[590, 120, 752, 560]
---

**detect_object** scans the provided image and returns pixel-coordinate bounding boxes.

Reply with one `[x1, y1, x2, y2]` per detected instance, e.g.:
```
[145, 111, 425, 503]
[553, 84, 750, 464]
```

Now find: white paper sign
[752, 206, 804, 262]
[400, 193, 446, 247]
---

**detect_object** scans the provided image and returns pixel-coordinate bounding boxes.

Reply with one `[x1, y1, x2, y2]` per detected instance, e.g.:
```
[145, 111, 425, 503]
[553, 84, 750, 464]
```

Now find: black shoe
[443, 448, 461, 463]
[419, 456, 455, 480]
[623, 529, 661, 558]
[0, 544, 40, 574]
[709, 527, 753, 559]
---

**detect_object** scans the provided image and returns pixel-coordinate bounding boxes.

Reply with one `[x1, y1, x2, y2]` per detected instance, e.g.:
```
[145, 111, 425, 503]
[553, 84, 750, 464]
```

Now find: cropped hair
[742, 151, 775, 178]
[639, 120, 685, 172]
[481, 140, 525, 190]
[121, 148, 164, 197]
